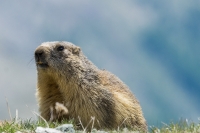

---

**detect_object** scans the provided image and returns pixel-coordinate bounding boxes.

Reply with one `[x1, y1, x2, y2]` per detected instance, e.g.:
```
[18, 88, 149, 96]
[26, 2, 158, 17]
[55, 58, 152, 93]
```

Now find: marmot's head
[34, 41, 81, 75]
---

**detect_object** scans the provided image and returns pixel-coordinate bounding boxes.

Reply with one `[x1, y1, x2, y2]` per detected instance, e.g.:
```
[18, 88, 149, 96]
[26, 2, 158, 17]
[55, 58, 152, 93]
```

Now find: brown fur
[34, 41, 147, 131]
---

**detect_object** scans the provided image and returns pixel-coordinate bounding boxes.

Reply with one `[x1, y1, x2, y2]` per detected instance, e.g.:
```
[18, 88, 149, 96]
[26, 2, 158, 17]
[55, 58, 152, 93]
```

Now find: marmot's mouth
[36, 62, 49, 68]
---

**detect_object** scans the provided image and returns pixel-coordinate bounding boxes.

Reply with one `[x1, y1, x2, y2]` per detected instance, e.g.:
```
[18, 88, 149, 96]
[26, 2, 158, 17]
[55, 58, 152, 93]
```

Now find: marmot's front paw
[55, 102, 69, 116]
[50, 102, 69, 122]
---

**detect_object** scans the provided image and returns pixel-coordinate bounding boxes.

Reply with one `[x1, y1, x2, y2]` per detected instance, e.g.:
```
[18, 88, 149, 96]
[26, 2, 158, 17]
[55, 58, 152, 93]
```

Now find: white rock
[35, 124, 75, 133]
[35, 127, 63, 133]
[56, 124, 75, 133]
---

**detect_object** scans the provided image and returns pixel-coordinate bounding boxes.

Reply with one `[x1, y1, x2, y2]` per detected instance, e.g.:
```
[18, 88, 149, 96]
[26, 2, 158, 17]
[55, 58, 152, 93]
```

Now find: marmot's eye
[57, 46, 64, 51]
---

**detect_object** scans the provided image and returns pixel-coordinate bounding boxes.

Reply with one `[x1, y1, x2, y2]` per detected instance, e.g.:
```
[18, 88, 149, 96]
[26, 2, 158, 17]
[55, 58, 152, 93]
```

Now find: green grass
[150, 119, 200, 133]
[1, 119, 200, 133]
[0, 119, 75, 133]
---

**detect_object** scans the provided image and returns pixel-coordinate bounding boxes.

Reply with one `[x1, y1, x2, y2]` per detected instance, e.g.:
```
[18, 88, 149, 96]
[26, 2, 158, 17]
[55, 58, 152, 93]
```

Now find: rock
[91, 129, 108, 133]
[36, 127, 63, 133]
[35, 124, 75, 133]
[55, 124, 75, 133]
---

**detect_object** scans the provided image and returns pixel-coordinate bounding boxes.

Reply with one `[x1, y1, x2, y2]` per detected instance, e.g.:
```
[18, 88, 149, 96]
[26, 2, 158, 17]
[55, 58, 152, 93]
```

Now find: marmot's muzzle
[35, 47, 49, 68]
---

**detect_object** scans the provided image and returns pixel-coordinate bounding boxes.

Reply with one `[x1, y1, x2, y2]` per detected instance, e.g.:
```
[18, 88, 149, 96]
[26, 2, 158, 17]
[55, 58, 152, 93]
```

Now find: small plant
[150, 119, 200, 133]
[0, 118, 74, 133]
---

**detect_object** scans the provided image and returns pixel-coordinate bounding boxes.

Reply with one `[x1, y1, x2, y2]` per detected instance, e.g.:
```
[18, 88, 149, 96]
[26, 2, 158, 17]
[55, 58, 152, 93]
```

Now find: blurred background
[0, 0, 200, 127]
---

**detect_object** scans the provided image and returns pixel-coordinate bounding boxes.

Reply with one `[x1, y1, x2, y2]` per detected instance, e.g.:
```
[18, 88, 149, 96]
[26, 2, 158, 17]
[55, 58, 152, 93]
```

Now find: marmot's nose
[35, 51, 43, 57]
[35, 50, 43, 57]
[35, 48, 45, 62]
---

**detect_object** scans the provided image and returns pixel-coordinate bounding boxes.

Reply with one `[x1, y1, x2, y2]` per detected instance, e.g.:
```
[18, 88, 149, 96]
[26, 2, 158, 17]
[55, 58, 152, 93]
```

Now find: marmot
[34, 41, 147, 131]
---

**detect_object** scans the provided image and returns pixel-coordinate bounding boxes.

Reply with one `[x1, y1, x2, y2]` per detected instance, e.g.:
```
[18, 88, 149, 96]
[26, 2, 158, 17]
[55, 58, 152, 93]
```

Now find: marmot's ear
[72, 46, 81, 55]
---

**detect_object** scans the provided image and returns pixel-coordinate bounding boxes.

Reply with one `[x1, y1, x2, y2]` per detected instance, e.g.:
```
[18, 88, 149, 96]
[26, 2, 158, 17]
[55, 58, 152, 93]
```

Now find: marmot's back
[35, 41, 147, 132]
